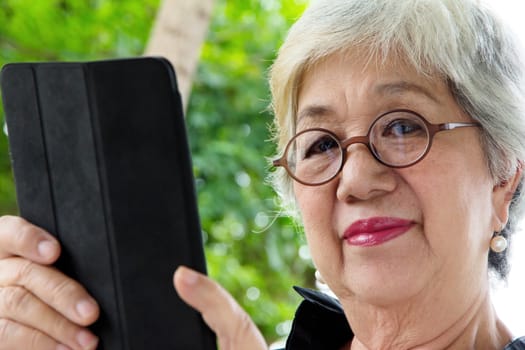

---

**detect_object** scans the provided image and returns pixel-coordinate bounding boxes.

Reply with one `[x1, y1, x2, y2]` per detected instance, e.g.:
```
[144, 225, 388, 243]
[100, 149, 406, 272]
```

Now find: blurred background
[0, 0, 523, 344]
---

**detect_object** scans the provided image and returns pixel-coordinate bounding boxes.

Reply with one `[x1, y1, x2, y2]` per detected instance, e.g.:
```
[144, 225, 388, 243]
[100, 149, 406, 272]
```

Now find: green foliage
[0, 0, 313, 343]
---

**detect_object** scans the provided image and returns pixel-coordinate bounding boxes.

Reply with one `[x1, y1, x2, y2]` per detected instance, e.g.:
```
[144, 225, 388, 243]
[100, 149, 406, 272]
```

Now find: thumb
[174, 266, 267, 350]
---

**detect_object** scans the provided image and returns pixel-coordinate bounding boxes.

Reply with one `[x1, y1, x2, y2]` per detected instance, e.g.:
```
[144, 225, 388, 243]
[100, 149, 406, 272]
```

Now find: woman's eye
[383, 119, 423, 137]
[303, 136, 338, 158]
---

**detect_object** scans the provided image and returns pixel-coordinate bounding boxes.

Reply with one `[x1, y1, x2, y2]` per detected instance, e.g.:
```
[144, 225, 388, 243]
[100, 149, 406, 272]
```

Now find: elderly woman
[1, 0, 525, 349]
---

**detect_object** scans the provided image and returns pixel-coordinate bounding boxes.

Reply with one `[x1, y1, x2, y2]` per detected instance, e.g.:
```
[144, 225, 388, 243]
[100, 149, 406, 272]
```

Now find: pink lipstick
[343, 217, 414, 247]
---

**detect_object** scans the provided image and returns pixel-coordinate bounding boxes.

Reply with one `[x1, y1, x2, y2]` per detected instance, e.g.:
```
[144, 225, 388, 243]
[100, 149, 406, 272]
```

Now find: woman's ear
[491, 163, 523, 231]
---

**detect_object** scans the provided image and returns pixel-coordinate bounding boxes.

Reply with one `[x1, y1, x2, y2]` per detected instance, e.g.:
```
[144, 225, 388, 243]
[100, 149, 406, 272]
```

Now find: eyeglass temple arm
[439, 122, 481, 130]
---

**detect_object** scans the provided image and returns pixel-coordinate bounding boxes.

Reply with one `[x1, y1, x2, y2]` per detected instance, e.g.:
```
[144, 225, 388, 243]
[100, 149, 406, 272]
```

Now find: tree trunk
[145, 0, 215, 111]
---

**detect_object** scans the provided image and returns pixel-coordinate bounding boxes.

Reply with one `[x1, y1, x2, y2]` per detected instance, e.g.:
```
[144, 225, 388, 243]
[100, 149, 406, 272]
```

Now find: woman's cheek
[295, 186, 339, 264]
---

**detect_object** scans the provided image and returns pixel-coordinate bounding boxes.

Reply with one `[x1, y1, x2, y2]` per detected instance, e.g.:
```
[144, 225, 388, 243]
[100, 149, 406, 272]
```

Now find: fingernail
[76, 330, 98, 349]
[180, 267, 199, 285]
[56, 344, 71, 350]
[76, 299, 96, 319]
[37, 240, 56, 258]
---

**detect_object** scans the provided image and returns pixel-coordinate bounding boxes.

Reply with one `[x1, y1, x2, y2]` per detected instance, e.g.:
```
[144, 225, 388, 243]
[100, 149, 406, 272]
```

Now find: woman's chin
[332, 265, 428, 308]
[332, 234, 433, 305]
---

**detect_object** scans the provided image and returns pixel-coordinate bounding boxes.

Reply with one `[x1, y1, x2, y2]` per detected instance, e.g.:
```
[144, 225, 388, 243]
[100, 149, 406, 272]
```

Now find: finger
[0, 318, 62, 350]
[174, 266, 267, 350]
[0, 286, 98, 350]
[0, 216, 60, 263]
[0, 257, 99, 326]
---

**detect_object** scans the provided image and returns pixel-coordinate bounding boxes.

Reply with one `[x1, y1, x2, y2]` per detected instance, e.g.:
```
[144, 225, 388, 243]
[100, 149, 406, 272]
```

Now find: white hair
[268, 0, 525, 278]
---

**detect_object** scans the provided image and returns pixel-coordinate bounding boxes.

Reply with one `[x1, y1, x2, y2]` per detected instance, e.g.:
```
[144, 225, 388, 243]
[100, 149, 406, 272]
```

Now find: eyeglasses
[272, 109, 481, 186]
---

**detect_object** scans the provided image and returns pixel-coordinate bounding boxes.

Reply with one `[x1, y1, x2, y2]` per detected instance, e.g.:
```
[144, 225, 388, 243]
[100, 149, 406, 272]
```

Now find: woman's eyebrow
[296, 81, 440, 125]
[297, 105, 334, 124]
[374, 81, 440, 103]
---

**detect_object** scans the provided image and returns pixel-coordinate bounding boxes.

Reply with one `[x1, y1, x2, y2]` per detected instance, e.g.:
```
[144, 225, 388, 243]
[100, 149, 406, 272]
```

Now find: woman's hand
[0, 215, 100, 350]
[0, 215, 265, 350]
[174, 266, 268, 350]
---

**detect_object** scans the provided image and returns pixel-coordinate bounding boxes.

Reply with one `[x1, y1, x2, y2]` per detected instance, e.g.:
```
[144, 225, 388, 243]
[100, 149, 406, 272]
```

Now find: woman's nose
[335, 143, 397, 202]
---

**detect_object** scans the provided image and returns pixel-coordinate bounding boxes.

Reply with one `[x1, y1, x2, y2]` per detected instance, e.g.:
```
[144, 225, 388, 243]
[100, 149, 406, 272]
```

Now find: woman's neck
[340, 287, 513, 350]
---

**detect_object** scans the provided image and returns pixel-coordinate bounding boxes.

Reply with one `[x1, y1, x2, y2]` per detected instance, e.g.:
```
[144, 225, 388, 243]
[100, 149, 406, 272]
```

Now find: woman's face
[293, 53, 512, 308]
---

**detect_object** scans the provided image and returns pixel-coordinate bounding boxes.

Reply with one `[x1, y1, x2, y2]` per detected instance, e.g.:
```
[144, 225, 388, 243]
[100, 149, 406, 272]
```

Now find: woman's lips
[343, 217, 414, 247]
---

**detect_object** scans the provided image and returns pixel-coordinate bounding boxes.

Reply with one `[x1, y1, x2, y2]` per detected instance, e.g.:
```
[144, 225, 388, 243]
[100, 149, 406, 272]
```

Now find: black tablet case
[0, 57, 216, 349]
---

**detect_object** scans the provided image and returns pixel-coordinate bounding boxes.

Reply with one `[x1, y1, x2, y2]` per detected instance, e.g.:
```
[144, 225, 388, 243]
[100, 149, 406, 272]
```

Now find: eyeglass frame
[272, 109, 482, 186]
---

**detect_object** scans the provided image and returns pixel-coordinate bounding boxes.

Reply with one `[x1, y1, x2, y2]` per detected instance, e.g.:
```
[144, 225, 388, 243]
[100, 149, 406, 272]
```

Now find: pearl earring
[490, 233, 508, 253]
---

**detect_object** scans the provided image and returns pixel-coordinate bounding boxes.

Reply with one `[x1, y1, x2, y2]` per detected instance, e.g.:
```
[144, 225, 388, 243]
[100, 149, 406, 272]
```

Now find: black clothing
[281, 286, 525, 350]
[506, 338, 525, 350]
[284, 287, 353, 349]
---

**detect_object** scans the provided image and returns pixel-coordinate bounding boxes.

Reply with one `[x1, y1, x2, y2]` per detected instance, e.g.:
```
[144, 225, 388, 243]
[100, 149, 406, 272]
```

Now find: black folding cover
[0, 57, 216, 349]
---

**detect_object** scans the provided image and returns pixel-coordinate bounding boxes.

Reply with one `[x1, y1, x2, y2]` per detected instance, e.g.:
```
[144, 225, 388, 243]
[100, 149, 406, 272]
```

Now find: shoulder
[504, 337, 525, 350]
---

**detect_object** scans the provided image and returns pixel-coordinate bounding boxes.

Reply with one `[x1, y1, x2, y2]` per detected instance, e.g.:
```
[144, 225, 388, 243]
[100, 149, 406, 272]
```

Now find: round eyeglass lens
[369, 111, 430, 167]
[287, 129, 343, 184]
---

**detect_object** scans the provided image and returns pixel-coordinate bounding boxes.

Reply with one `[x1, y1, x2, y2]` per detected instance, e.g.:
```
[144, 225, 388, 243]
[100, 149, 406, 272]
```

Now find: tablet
[0, 57, 216, 350]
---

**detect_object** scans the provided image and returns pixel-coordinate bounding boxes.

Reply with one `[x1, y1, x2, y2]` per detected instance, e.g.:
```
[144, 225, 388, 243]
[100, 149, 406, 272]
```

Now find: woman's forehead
[299, 51, 440, 90]
[296, 53, 448, 111]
